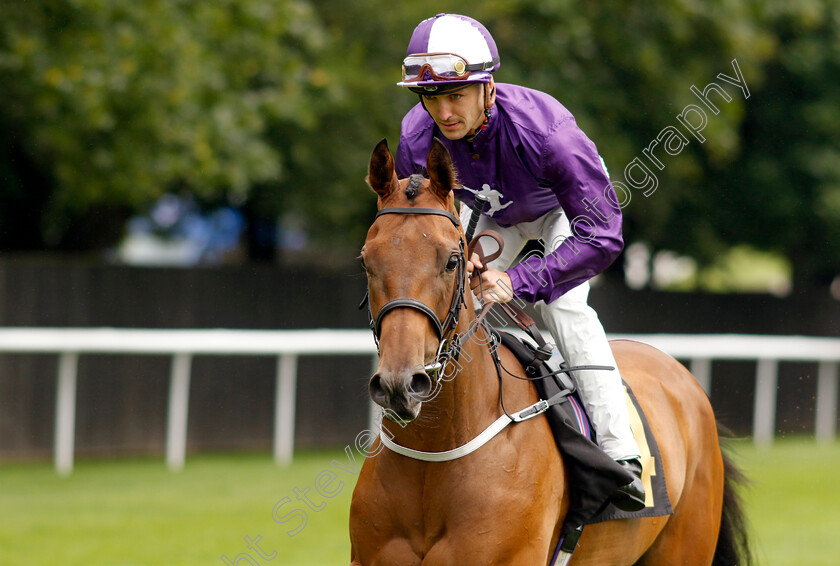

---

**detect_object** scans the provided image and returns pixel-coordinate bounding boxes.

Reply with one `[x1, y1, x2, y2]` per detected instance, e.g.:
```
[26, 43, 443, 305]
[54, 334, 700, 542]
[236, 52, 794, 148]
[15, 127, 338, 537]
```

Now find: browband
[375, 207, 460, 227]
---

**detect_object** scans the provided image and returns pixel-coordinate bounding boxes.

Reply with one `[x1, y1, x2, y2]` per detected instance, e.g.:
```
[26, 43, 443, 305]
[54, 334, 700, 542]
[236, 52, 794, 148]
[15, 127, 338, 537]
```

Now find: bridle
[362, 204, 589, 463]
[364, 206, 467, 378]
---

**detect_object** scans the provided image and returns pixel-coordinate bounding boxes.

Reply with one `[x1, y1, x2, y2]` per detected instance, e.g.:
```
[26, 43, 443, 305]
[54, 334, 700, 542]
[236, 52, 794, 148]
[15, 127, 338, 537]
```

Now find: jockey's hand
[467, 252, 515, 304]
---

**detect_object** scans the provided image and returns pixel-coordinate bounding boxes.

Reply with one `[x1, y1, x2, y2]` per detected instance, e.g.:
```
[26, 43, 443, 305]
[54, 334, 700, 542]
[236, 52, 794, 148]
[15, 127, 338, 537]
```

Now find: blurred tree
[264, 0, 438, 259]
[476, 0, 840, 293]
[719, 1, 840, 292]
[470, 0, 775, 286]
[0, 0, 332, 250]
[1, 0, 838, 293]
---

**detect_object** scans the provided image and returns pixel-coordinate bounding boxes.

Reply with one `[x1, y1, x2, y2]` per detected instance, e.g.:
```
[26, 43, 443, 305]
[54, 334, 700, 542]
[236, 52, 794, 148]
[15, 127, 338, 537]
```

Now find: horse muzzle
[368, 367, 434, 422]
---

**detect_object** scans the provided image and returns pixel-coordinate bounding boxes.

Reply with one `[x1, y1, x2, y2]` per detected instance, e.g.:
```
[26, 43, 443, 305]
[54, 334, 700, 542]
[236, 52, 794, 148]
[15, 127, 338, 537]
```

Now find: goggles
[401, 52, 497, 83]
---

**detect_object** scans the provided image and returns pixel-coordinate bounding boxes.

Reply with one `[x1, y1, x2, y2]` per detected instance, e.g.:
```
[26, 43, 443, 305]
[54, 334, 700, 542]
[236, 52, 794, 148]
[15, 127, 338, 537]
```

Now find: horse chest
[351, 449, 559, 565]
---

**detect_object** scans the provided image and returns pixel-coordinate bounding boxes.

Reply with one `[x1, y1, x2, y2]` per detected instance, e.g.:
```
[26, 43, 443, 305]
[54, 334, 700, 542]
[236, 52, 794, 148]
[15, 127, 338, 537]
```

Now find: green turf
[735, 437, 840, 566]
[0, 451, 355, 565]
[1, 438, 838, 565]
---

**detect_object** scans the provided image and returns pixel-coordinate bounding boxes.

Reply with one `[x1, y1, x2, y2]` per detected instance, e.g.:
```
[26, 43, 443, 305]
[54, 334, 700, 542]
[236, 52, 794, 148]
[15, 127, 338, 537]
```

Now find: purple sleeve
[395, 138, 416, 179]
[507, 120, 624, 303]
[396, 105, 433, 178]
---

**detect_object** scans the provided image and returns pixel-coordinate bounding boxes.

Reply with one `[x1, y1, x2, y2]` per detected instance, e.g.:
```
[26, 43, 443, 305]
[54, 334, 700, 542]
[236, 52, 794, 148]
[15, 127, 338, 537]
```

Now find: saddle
[494, 330, 673, 537]
[493, 331, 628, 531]
[467, 219, 670, 514]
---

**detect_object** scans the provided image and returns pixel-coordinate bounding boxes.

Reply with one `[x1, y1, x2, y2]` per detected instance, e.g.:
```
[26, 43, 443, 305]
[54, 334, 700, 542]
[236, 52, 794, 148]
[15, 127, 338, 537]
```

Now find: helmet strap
[479, 83, 494, 131]
[480, 108, 490, 131]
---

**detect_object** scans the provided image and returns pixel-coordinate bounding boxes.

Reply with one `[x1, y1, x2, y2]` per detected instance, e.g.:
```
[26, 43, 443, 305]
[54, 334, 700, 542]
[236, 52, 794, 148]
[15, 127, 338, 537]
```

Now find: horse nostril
[408, 372, 433, 401]
[369, 374, 388, 404]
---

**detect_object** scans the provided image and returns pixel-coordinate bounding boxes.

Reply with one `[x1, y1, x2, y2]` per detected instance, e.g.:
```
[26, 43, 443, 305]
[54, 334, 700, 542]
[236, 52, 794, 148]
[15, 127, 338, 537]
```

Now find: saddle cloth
[494, 331, 673, 533]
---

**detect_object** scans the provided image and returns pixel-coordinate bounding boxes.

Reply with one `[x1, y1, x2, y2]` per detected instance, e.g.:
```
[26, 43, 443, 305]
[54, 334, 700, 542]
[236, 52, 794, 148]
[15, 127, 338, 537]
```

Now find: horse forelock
[390, 175, 456, 212]
[404, 174, 424, 200]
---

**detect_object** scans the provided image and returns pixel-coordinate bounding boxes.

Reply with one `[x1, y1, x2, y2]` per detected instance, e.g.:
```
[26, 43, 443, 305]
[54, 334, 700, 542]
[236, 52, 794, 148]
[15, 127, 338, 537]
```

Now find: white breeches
[462, 205, 641, 461]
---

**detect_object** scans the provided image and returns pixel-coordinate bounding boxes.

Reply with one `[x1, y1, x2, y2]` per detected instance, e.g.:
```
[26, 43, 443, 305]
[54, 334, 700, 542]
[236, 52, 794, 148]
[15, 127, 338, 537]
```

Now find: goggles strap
[409, 82, 473, 96]
[467, 56, 500, 72]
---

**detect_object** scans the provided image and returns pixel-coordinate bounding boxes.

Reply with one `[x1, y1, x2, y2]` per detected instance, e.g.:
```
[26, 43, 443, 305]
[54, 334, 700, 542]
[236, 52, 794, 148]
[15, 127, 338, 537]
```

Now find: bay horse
[350, 138, 751, 565]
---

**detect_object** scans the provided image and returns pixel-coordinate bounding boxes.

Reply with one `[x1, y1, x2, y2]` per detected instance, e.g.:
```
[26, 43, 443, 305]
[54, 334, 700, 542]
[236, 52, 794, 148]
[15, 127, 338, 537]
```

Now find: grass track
[736, 437, 840, 565]
[1, 438, 837, 565]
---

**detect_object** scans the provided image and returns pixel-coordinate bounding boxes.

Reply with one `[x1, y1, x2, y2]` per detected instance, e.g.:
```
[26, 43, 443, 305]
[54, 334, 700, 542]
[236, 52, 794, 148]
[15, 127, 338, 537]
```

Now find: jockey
[394, 13, 646, 512]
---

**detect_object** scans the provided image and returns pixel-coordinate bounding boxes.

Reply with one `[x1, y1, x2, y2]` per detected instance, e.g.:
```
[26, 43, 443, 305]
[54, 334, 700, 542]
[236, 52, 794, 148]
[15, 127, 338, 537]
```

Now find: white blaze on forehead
[426, 16, 492, 64]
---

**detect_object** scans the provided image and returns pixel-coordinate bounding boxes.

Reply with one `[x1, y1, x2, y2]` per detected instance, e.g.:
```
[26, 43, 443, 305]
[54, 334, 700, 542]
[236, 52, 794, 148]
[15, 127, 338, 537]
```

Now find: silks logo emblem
[462, 184, 512, 216]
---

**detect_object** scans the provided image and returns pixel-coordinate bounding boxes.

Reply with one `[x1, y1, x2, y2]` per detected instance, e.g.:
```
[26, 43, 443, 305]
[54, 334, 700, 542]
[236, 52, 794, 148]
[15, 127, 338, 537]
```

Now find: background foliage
[1, 0, 838, 291]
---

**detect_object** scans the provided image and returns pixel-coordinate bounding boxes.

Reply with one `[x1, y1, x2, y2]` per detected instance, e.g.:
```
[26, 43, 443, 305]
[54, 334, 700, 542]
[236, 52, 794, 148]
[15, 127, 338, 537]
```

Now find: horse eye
[445, 254, 460, 272]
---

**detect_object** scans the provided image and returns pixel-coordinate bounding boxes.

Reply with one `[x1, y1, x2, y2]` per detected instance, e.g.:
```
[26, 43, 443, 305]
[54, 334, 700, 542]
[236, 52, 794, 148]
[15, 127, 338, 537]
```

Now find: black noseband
[374, 298, 445, 339]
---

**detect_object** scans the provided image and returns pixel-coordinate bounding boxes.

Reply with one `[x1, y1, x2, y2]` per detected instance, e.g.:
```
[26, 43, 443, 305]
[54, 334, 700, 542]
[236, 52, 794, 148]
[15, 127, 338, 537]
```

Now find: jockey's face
[421, 83, 487, 140]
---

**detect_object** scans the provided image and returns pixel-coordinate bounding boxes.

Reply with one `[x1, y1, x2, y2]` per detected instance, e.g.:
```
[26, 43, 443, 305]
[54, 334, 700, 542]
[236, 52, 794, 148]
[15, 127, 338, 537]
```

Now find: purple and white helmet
[397, 14, 500, 91]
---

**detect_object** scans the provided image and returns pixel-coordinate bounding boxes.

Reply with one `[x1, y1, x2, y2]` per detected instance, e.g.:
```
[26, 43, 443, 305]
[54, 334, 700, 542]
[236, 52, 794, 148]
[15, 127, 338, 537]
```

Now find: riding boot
[611, 458, 646, 512]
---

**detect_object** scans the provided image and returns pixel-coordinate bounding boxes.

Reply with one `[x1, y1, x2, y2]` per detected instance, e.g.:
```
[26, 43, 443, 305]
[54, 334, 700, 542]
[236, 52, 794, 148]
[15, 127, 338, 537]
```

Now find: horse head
[361, 138, 465, 422]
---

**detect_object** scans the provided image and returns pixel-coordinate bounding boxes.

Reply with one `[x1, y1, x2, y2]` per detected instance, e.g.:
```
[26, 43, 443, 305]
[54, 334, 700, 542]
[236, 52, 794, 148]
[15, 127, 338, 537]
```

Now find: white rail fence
[0, 328, 838, 475]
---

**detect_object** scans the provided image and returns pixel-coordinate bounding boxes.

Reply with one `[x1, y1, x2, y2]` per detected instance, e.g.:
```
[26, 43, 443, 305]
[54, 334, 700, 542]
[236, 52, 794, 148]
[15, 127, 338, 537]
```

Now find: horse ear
[367, 138, 397, 198]
[427, 138, 457, 199]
